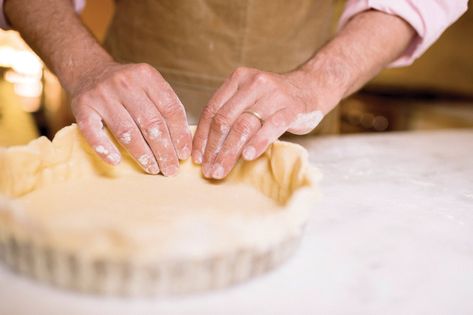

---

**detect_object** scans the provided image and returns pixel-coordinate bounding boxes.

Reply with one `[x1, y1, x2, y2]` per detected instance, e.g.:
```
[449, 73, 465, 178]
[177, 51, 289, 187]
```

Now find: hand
[192, 66, 343, 179]
[70, 62, 192, 176]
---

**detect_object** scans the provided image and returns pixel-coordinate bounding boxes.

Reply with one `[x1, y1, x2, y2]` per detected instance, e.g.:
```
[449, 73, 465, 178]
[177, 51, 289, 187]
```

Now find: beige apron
[104, 0, 339, 134]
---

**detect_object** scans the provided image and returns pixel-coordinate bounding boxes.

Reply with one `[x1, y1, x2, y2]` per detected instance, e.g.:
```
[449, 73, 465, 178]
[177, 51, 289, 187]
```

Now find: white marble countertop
[1, 129, 472, 315]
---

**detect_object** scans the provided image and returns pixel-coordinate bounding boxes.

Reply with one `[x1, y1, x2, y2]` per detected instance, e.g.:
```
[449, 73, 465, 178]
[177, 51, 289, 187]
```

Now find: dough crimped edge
[0, 124, 321, 295]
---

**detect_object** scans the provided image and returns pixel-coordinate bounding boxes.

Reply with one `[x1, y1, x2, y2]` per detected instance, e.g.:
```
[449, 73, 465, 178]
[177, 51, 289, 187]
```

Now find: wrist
[300, 50, 355, 100]
[56, 42, 115, 95]
[294, 51, 355, 114]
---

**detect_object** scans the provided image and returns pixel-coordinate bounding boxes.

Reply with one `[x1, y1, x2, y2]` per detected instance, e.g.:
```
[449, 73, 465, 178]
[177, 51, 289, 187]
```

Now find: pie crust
[0, 125, 320, 295]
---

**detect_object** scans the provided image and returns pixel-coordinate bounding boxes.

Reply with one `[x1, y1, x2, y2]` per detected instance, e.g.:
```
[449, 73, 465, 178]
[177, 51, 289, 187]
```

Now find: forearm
[5, 0, 192, 175]
[4, 0, 113, 93]
[302, 10, 415, 104]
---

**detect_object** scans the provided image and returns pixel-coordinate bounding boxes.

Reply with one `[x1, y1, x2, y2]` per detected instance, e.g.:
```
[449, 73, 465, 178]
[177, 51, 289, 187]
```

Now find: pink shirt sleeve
[0, 0, 86, 30]
[339, 0, 468, 67]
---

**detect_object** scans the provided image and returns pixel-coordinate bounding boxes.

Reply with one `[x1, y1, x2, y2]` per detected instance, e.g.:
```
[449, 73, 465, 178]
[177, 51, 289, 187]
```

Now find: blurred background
[0, 0, 472, 146]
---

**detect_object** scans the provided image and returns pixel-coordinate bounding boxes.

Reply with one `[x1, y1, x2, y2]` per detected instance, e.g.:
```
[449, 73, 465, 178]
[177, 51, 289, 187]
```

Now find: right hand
[70, 62, 192, 176]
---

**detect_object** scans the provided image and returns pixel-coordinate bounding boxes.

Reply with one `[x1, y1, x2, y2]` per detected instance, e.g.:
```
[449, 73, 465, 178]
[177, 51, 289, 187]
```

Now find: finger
[192, 68, 250, 165]
[242, 109, 296, 161]
[209, 112, 261, 179]
[139, 114, 179, 177]
[101, 103, 161, 175]
[146, 80, 192, 161]
[76, 108, 122, 166]
[120, 91, 180, 177]
[192, 78, 237, 166]
[209, 95, 283, 179]
[202, 84, 263, 177]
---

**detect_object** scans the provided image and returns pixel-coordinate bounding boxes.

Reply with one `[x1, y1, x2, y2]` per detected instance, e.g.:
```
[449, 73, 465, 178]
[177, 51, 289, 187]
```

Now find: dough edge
[0, 124, 321, 294]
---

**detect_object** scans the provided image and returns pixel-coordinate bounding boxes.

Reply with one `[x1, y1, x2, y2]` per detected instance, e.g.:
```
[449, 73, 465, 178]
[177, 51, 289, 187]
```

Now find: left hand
[192, 66, 342, 179]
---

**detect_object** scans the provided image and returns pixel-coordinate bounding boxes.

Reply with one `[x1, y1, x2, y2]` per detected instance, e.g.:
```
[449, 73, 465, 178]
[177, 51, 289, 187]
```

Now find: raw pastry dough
[0, 124, 320, 295]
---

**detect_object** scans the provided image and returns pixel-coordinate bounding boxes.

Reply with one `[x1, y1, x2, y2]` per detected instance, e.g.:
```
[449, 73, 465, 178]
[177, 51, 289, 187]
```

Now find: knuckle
[117, 129, 133, 144]
[75, 110, 103, 131]
[140, 116, 166, 137]
[234, 116, 254, 135]
[74, 93, 93, 106]
[201, 105, 218, 120]
[233, 66, 251, 78]
[253, 72, 270, 86]
[113, 123, 135, 139]
[211, 112, 231, 133]
[135, 63, 156, 76]
[159, 101, 182, 118]
[92, 83, 111, 100]
[111, 71, 131, 89]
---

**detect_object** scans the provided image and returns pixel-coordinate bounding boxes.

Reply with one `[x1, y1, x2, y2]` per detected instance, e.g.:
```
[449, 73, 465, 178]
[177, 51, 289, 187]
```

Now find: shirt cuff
[0, 0, 86, 30]
[338, 0, 468, 67]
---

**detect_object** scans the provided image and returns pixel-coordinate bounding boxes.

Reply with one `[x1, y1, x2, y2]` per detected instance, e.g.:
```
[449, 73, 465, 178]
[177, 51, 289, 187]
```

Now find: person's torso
[104, 0, 338, 132]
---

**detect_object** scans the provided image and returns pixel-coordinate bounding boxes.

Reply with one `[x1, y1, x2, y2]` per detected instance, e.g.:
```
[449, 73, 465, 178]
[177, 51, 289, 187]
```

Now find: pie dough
[0, 124, 320, 295]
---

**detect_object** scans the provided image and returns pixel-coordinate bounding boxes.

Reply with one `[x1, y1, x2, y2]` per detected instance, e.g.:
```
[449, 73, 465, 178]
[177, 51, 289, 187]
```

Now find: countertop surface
[1, 129, 472, 315]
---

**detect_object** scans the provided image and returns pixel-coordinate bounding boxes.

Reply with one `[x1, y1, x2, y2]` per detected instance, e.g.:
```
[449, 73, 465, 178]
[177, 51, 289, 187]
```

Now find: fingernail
[180, 145, 191, 160]
[107, 153, 121, 165]
[138, 154, 151, 167]
[146, 164, 160, 175]
[212, 163, 224, 179]
[148, 127, 161, 140]
[203, 163, 212, 177]
[164, 165, 179, 177]
[242, 146, 256, 160]
[193, 151, 203, 164]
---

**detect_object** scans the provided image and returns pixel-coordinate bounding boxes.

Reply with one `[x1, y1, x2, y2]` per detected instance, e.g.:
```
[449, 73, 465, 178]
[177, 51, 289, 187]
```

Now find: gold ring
[243, 110, 264, 125]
